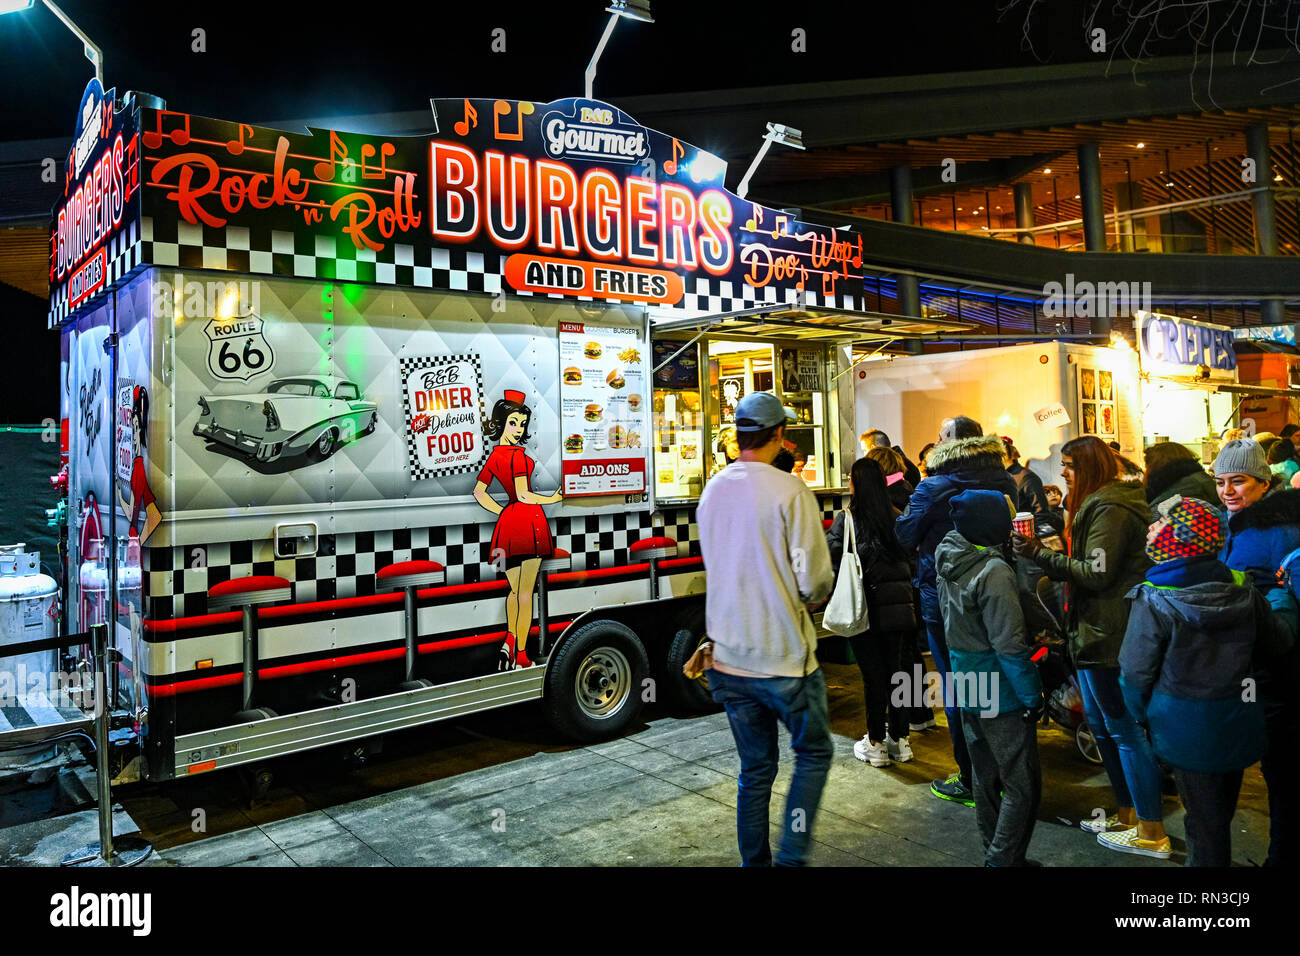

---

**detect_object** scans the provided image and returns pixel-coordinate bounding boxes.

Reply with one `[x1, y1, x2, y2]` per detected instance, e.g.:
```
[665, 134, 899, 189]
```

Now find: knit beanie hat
[1213, 438, 1270, 482]
[949, 489, 1014, 547]
[1146, 494, 1225, 564]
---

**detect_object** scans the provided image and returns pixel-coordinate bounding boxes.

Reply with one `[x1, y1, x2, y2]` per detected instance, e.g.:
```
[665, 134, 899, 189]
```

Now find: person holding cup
[1012, 436, 1166, 857]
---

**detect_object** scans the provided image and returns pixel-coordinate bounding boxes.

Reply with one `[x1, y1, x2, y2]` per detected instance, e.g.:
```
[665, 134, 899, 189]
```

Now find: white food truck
[50, 81, 969, 785]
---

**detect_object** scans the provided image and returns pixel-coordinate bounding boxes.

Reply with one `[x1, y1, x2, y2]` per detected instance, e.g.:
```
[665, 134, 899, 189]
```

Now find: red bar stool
[631, 535, 678, 600]
[535, 549, 571, 660]
[377, 559, 445, 690]
[208, 575, 292, 721]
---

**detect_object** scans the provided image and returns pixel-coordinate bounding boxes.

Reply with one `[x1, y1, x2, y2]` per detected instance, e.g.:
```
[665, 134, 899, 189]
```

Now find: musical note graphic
[361, 141, 396, 180]
[663, 138, 684, 177]
[225, 124, 255, 156]
[313, 130, 349, 182]
[744, 205, 764, 232]
[454, 99, 478, 137]
[492, 100, 535, 141]
[142, 110, 191, 150]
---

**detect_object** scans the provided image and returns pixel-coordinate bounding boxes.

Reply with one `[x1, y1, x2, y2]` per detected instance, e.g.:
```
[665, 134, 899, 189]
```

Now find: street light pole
[0, 0, 103, 83]
[43, 0, 102, 83]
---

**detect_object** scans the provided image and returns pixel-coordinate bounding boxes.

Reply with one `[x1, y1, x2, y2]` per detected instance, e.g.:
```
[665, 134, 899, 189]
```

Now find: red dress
[477, 444, 553, 561]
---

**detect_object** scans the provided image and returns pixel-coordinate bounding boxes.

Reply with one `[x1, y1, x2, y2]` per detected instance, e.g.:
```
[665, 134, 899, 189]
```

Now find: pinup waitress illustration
[117, 386, 161, 542]
[473, 389, 563, 669]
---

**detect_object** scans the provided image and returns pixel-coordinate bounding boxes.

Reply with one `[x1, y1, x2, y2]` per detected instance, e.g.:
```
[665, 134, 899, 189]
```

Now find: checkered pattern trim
[129, 217, 864, 314]
[48, 218, 144, 327]
[399, 354, 488, 479]
[143, 493, 850, 620]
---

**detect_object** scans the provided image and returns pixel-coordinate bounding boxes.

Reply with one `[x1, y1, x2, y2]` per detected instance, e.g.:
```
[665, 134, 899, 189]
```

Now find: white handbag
[823, 508, 870, 636]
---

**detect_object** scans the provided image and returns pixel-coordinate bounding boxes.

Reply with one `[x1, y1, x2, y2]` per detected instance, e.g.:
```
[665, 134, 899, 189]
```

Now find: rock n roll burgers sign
[53, 94, 869, 317]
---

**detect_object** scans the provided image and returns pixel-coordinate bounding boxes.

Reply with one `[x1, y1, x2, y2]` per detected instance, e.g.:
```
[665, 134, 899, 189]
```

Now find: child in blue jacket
[1119, 495, 1272, 867]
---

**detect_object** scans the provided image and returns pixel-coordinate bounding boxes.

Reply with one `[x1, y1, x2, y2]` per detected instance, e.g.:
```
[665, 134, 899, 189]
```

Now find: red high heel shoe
[499, 632, 517, 671]
[515, 645, 534, 669]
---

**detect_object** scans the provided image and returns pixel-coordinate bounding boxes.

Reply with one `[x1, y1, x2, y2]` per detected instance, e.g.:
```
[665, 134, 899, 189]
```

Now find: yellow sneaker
[1097, 827, 1172, 859]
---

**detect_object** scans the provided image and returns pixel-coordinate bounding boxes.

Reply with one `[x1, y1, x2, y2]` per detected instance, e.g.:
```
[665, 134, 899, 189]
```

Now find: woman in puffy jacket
[1013, 436, 1168, 857]
[1214, 438, 1300, 867]
[828, 456, 919, 768]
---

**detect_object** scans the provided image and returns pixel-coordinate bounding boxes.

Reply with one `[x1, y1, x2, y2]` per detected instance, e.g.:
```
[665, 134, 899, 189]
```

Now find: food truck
[50, 81, 968, 785]
[853, 340, 1141, 489]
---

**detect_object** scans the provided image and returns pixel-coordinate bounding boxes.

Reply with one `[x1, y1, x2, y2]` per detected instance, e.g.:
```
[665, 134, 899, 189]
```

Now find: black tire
[309, 428, 338, 461]
[664, 626, 721, 714]
[542, 620, 649, 742]
[362, 413, 377, 436]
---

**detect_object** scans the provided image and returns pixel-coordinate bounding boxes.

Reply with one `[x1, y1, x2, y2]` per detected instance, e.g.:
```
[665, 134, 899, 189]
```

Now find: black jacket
[1146, 458, 1218, 512]
[1008, 462, 1049, 514]
[894, 446, 922, 489]
[828, 510, 917, 634]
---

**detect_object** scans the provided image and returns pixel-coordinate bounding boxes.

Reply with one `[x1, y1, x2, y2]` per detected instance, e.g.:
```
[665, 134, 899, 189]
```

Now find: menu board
[558, 321, 648, 496]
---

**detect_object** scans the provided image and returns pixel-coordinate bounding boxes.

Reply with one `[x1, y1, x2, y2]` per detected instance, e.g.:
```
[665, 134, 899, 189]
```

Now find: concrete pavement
[0, 661, 1273, 866]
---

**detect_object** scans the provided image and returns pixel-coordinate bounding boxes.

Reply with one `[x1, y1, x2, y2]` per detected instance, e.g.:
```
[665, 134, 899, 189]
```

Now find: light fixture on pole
[736, 123, 805, 200]
[585, 0, 653, 100]
[0, 0, 103, 84]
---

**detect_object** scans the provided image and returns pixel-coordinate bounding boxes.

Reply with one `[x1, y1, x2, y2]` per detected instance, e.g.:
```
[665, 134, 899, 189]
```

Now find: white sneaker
[853, 736, 891, 767]
[910, 718, 937, 732]
[886, 735, 914, 763]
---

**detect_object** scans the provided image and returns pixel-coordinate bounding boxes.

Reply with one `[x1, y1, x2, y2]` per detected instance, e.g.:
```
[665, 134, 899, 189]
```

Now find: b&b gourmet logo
[540, 100, 649, 166]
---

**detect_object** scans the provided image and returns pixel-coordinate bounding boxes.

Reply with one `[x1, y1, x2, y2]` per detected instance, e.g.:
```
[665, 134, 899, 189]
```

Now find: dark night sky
[0, 0, 1100, 141]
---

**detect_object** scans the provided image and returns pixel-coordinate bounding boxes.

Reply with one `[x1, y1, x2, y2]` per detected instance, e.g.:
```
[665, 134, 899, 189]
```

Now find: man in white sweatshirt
[698, 390, 835, 866]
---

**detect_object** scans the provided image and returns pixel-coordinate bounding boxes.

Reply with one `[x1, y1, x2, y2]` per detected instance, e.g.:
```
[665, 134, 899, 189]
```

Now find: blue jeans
[1076, 666, 1164, 822]
[709, 667, 834, 867]
[925, 617, 972, 786]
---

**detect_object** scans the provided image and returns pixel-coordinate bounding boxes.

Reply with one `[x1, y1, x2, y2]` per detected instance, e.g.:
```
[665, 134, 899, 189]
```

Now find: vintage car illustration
[194, 376, 378, 462]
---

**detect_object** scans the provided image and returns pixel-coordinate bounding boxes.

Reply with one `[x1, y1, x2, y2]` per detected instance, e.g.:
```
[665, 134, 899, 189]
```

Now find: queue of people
[698, 396, 1295, 867]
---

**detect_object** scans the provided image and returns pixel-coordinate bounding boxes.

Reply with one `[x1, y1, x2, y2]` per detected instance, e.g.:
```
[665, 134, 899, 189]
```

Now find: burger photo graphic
[564, 366, 583, 386]
[584, 403, 603, 422]
[606, 368, 626, 389]
[565, 433, 584, 453]
[584, 341, 602, 359]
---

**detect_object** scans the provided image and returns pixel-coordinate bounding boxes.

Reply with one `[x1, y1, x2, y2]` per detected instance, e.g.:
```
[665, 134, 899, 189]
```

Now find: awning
[1147, 374, 1300, 399]
[649, 304, 978, 343]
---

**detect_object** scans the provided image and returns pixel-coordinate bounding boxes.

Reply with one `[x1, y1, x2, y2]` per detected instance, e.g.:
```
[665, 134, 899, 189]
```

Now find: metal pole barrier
[404, 586, 417, 684]
[242, 604, 257, 713]
[61, 623, 152, 867]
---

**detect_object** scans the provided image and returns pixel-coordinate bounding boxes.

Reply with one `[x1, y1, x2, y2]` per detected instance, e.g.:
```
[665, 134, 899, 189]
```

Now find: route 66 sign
[203, 314, 275, 381]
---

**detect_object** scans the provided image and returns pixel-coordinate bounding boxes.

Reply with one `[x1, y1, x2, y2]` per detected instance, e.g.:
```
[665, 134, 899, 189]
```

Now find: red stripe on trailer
[140, 554, 703, 635]
[144, 578, 515, 634]
[146, 620, 573, 696]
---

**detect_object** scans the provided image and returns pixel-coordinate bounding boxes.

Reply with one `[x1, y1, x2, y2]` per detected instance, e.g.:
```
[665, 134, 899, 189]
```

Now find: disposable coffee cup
[1013, 512, 1035, 537]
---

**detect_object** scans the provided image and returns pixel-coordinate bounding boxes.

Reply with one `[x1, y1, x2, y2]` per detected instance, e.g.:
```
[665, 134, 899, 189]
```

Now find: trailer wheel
[664, 626, 720, 715]
[310, 428, 338, 461]
[362, 413, 377, 436]
[542, 620, 648, 742]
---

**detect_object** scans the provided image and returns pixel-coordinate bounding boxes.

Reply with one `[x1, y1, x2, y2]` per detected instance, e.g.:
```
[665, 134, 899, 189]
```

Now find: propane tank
[0, 543, 60, 768]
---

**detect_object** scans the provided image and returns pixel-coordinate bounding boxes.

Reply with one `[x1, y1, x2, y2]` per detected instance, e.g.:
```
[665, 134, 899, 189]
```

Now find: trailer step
[173, 664, 546, 777]
[0, 687, 92, 749]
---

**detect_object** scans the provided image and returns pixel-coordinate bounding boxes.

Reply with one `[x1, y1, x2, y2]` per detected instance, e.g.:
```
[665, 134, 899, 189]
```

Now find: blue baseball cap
[734, 392, 796, 431]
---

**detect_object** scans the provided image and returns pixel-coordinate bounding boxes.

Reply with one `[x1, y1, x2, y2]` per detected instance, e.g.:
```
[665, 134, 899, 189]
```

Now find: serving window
[651, 335, 839, 500]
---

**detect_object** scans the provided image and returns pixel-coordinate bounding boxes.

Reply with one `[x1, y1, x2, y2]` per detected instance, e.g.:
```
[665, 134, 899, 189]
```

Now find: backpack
[824, 508, 870, 636]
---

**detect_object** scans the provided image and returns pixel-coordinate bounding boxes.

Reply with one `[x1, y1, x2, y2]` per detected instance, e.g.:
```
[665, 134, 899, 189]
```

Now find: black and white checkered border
[133, 216, 863, 314]
[399, 353, 488, 480]
[142, 492, 850, 620]
[48, 218, 144, 327]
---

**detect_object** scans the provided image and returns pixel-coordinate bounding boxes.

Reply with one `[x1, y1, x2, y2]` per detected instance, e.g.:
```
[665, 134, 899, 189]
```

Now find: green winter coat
[1033, 480, 1153, 668]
